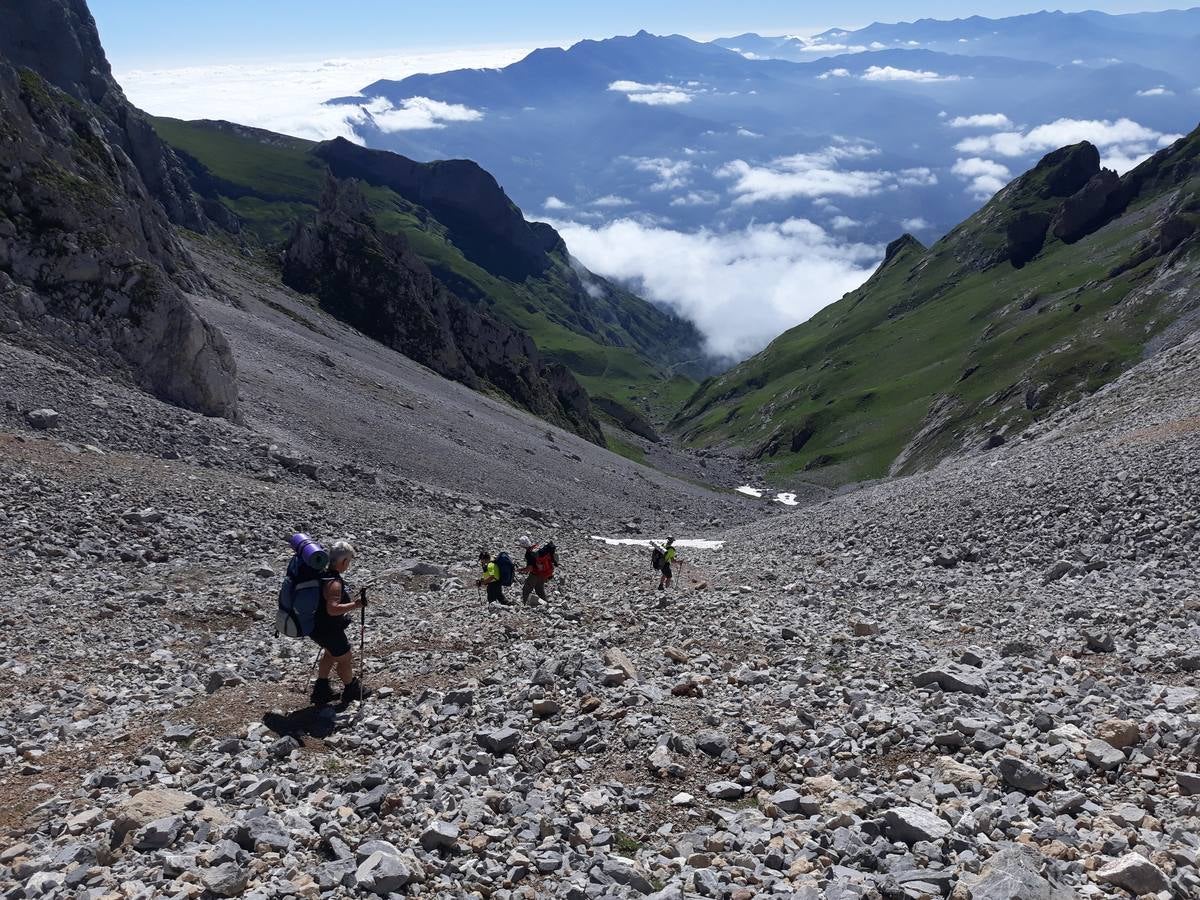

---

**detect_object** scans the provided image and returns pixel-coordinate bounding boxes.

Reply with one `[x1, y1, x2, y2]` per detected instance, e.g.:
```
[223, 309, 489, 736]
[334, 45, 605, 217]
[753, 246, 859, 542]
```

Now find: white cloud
[737, 127, 763, 138]
[897, 167, 938, 187]
[952, 157, 1011, 179]
[364, 96, 483, 132]
[669, 191, 720, 207]
[629, 90, 692, 106]
[830, 215, 859, 230]
[114, 46, 530, 142]
[901, 217, 932, 231]
[954, 117, 1182, 173]
[1136, 86, 1174, 97]
[553, 217, 881, 358]
[951, 157, 1012, 200]
[948, 113, 1013, 129]
[630, 157, 694, 191]
[798, 42, 869, 54]
[716, 143, 937, 205]
[590, 195, 634, 208]
[608, 80, 692, 106]
[862, 66, 960, 83]
[817, 68, 851, 80]
[544, 196, 570, 211]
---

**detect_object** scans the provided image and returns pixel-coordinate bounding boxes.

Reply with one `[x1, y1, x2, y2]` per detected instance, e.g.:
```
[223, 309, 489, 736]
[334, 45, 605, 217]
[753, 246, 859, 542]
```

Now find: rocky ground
[2, 255, 1199, 899]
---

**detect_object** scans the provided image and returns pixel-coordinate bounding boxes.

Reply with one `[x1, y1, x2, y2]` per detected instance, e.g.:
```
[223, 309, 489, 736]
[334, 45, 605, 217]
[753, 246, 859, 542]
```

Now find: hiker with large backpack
[309, 541, 366, 704]
[651, 536, 679, 591]
[517, 534, 557, 606]
[477, 549, 513, 605]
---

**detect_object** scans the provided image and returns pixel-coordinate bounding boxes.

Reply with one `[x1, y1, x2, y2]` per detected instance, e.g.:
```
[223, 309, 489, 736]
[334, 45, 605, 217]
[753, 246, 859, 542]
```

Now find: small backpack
[277, 555, 324, 638]
[651, 547, 664, 571]
[532, 542, 556, 580]
[496, 551, 515, 587]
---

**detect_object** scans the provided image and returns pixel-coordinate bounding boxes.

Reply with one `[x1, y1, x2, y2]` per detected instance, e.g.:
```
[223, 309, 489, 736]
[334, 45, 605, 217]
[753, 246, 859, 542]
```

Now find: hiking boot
[340, 678, 364, 703]
[310, 678, 337, 706]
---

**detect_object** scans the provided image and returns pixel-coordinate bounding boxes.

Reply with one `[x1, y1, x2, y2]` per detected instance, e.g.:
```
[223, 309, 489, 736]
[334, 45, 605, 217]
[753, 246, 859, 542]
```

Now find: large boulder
[913, 664, 989, 696]
[882, 806, 951, 844]
[1096, 853, 1170, 895]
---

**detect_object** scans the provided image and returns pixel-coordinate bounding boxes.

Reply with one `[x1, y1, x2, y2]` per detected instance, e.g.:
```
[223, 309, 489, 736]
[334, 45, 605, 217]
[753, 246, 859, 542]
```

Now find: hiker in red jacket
[517, 534, 556, 606]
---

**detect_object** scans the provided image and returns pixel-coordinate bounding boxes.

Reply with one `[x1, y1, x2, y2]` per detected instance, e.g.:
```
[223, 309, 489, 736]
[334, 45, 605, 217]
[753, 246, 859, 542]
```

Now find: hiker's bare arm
[323, 580, 361, 615]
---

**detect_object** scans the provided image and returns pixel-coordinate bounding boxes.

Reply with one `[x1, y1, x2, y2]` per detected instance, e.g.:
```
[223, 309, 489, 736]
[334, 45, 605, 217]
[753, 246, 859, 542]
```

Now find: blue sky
[90, 0, 1181, 67]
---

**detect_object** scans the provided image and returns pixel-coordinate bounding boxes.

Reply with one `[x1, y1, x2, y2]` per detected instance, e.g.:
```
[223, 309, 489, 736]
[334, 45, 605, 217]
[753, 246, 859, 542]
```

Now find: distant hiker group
[477, 535, 558, 606]
[276, 530, 683, 708]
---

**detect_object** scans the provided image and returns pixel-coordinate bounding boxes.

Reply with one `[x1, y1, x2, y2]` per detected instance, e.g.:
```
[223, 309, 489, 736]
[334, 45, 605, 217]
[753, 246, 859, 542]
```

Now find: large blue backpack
[496, 552, 515, 587]
[277, 555, 324, 637]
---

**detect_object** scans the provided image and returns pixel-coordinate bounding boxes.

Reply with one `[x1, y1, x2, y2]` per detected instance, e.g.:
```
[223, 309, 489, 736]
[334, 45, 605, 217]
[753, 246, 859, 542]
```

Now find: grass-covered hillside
[152, 118, 702, 418]
[673, 126, 1200, 485]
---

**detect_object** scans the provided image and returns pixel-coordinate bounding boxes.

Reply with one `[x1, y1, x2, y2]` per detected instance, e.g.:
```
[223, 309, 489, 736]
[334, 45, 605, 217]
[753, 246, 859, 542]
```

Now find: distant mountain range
[337, 11, 1198, 244]
[718, 8, 1200, 79]
[332, 10, 1200, 358]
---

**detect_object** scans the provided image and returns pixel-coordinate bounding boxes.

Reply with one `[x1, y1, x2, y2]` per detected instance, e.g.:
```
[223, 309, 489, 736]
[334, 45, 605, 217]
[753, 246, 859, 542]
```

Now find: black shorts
[311, 618, 351, 657]
[661, 564, 673, 580]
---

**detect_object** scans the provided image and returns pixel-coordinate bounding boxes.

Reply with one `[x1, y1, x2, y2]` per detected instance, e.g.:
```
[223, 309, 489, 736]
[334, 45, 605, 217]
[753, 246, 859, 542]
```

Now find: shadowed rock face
[0, 0, 219, 232]
[282, 178, 604, 444]
[0, 23, 238, 417]
[315, 138, 562, 283]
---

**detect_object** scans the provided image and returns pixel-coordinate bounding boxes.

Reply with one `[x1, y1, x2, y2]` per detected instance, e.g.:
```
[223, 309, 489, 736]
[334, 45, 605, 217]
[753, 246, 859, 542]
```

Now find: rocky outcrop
[0, 62, 238, 417]
[1051, 169, 1121, 244]
[0, 0, 213, 232]
[282, 178, 603, 444]
[315, 138, 561, 282]
[592, 397, 662, 443]
[0, 0, 212, 233]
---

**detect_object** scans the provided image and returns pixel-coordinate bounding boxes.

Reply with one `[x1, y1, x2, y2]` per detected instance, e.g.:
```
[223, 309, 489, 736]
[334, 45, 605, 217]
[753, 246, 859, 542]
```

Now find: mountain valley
[2, 2, 1200, 899]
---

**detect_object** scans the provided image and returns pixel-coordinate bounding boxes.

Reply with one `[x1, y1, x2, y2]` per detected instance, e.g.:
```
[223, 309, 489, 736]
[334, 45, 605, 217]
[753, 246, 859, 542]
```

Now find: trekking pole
[305, 646, 321, 695]
[357, 587, 367, 722]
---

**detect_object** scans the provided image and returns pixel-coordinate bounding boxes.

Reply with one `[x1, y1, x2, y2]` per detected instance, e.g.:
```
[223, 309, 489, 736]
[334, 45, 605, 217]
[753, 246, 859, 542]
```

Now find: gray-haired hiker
[517, 535, 557, 606]
[310, 540, 367, 705]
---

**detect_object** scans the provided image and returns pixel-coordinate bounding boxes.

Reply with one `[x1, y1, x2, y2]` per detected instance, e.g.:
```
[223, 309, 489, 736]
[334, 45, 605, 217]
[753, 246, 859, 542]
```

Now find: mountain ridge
[673, 123, 1200, 484]
[152, 114, 707, 422]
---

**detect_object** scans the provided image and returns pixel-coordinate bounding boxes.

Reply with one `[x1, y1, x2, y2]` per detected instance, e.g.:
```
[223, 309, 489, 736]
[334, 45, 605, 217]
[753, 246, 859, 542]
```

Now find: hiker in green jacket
[656, 537, 678, 591]
[477, 550, 508, 605]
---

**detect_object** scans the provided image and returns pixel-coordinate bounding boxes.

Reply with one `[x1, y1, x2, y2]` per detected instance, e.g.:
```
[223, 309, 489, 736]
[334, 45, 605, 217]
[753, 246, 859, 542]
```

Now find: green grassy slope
[152, 118, 698, 412]
[673, 129, 1200, 485]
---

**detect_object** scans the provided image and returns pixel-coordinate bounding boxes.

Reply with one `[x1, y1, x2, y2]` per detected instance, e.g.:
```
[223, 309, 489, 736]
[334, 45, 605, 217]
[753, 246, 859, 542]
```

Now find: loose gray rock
[419, 820, 459, 852]
[202, 862, 248, 898]
[997, 757, 1051, 792]
[913, 664, 989, 696]
[355, 850, 411, 895]
[24, 408, 60, 430]
[476, 727, 520, 754]
[1096, 852, 1169, 895]
[1085, 738, 1125, 771]
[882, 806, 951, 844]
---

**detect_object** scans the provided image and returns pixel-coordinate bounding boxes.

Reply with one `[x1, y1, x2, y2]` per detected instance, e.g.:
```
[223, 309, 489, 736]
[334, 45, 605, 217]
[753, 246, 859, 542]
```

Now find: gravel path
[1, 261, 1198, 898]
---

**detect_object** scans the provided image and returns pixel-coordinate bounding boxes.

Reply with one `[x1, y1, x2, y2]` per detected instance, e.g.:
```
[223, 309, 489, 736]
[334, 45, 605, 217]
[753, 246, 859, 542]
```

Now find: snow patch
[590, 536, 726, 550]
[739, 485, 801, 506]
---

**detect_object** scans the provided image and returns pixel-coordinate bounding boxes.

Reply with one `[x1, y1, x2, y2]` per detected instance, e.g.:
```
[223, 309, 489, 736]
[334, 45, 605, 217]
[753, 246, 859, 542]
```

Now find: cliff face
[0, 0, 230, 232]
[282, 178, 604, 444]
[0, 39, 238, 416]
